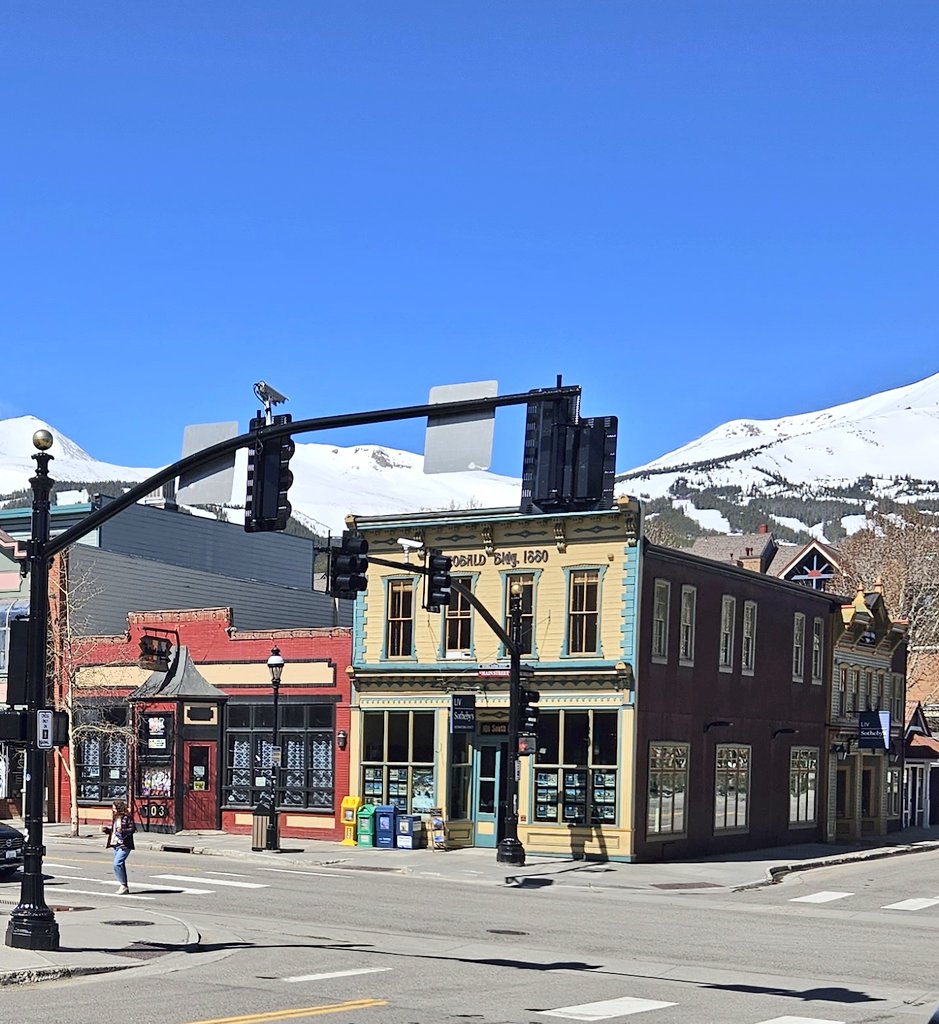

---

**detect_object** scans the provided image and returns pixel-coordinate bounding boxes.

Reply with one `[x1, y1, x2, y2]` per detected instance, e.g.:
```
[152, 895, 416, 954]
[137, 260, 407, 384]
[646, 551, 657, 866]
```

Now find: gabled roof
[129, 646, 226, 701]
[772, 538, 842, 583]
[689, 533, 777, 565]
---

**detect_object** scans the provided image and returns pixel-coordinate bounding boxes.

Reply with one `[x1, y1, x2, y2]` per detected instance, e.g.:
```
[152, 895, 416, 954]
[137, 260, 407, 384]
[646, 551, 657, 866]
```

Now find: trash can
[252, 794, 275, 852]
[374, 804, 396, 849]
[356, 804, 377, 848]
[396, 814, 424, 849]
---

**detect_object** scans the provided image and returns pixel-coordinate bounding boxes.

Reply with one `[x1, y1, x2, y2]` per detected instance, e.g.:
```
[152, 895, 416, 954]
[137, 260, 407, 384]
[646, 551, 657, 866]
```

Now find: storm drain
[102, 919, 156, 927]
[487, 929, 529, 936]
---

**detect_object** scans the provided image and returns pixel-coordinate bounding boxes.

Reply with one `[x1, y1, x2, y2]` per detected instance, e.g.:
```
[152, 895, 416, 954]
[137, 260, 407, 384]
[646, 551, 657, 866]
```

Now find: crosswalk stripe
[789, 891, 853, 904]
[57, 887, 154, 901]
[50, 872, 213, 895]
[153, 873, 269, 889]
[284, 967, 393, 983]
[753, 1017, 845, 1023]
[539, 996, 676, 1019]
[882, 897, 939, 911]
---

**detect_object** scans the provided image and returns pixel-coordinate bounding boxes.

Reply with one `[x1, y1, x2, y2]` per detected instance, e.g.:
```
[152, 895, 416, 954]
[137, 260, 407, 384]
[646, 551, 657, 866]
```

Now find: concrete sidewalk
[2, 818, 939, 986]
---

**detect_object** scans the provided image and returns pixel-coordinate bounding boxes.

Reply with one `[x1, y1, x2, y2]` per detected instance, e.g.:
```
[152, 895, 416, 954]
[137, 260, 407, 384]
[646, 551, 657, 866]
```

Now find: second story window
[838, 666, 847, 716]
[811, 618, 824, 684]
[848, 668, 859, 712]
[504, 574, 535, 656]
[792, 613, 805, 680]
[386, 579, 414, 658]
[719, 595, 736, 670]
[870, 672, 880, 710]
[679, 585, 696, 664]
[892, 673, 904, 722]
[652, 580, 670, 660]
[742, 601, 757, 674]
[568, 569, 599, 655]
[444, 577, 473, 653]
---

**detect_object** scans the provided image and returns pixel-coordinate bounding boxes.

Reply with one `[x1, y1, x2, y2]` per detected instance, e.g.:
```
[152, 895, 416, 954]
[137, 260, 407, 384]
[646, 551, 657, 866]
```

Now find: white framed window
[719, 595, 735, 671]
[848, 668, 859, 713]
[811, 618, 824, 684]
[861, 671, 871, 711]
[789, 747, 818, 825]
[647, 742, 689, 836]
[792, 613, 805, 680]
[742, 601, 757, 675]
[714, 745, 750, 832]
[870, 672, 880, 711]
[567, 569, 600, 655]
[444, 576, 473, 653]
[652, 579, 670, 661]
[679, 585, 696, 664]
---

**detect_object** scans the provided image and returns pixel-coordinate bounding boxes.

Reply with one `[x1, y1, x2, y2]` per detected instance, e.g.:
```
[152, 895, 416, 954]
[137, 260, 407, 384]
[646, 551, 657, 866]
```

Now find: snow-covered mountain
[619, 372, 939, 501]
[0, 371, 937, 539]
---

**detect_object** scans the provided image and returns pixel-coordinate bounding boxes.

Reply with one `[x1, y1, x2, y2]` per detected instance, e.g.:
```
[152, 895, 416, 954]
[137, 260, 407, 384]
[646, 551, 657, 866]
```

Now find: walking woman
[107, 798, 136, 895]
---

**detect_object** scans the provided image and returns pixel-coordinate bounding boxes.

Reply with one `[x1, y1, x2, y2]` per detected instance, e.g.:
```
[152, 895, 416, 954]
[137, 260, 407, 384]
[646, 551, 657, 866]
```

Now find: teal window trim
[380, 574, 420, 662]
[498, 568, 543, 660]
[438, 570, 481, 660]
[561, 564, 607, 658]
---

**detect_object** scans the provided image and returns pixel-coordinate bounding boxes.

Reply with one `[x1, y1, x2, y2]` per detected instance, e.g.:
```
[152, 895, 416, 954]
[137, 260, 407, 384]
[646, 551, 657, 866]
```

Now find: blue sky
[3, 2, 938, 478]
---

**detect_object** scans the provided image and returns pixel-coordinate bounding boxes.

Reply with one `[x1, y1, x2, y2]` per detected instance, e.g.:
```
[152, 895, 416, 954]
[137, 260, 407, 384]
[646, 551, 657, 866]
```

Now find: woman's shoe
[116, 885, 130, 895]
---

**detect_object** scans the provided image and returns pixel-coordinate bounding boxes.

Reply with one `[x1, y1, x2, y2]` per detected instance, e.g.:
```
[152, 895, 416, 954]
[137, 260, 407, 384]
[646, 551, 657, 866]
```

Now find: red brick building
[53, 607, 353, 842]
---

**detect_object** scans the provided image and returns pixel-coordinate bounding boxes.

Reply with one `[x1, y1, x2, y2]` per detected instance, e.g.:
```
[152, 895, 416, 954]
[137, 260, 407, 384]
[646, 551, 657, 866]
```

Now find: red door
[182, 742, 218, 830]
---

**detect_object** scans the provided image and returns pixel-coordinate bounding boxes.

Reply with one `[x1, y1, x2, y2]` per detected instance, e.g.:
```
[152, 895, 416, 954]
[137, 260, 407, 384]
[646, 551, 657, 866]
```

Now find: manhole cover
[102, 919, 156, 927]
[487, 929, 529, 936]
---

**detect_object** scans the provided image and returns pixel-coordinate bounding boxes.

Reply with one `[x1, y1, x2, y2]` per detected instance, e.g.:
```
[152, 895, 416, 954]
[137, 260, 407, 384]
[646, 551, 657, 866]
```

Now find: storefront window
[224, 701, 335, 810]
[715, 745, 750, 832]
[647, 743, 689, 836]
[788, 747, 818, 825]
[361, 710, 436, 812]
[74, 704, 130, 803]
[886, 768, 902, 817]
[533, 709, 618, 825]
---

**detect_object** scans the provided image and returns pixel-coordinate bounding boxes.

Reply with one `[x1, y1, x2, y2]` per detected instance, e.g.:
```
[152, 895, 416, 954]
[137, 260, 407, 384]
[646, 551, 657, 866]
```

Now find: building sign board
[858, 710, 890, 750]
[450, 694, 476, 733]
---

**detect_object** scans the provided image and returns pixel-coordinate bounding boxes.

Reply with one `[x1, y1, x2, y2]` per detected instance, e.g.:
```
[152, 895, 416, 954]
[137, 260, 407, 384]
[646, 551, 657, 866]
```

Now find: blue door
[472, 739, 507, 848]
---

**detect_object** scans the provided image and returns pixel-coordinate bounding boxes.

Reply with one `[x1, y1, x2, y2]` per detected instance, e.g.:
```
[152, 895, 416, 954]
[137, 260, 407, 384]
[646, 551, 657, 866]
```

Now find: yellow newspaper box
[340, 796, 363, 846]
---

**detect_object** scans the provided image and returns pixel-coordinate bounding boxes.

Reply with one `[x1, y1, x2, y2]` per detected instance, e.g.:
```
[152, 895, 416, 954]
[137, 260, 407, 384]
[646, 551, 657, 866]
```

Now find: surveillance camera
[397, 538, 424, 550]
[254, 380, 289, 406]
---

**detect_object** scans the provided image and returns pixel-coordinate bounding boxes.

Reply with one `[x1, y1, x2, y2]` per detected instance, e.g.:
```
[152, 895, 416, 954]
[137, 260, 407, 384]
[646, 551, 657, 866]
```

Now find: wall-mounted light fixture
[337, 729, 348, 751]
[830, 739, 856, 762]
[613, 661, 634, 691]
[772, 727, 797, 740]
[704, 720, 733, 733]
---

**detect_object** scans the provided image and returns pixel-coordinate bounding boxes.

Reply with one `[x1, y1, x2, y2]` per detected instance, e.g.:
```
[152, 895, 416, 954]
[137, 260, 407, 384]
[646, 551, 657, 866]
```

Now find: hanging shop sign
[450, 694, 476, 733]
[858, 710, 891, 750]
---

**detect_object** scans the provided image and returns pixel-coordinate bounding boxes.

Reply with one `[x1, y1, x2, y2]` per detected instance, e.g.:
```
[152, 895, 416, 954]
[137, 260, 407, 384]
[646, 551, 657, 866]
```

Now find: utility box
[340, 796, 362, 846]
[356, 804, 377, 848]
[395, 814, 425, 849]
[374, 804, 396, 849]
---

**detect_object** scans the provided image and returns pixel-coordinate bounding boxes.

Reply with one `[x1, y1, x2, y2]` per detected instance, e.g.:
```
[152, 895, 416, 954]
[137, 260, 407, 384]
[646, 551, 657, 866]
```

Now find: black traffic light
[0, 710, 27, 742]
[425, 550, 452, 611]
[6, 617, 28, 706]
[245, 413, 295, 532]
[52, 710, 69, 748]
[330, 531, 369, 599]
[519, 688, 540, 734]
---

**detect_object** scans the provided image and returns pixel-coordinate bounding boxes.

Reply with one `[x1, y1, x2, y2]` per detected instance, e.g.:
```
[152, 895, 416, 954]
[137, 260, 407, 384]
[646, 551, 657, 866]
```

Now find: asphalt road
[3, 838, 939, 1024]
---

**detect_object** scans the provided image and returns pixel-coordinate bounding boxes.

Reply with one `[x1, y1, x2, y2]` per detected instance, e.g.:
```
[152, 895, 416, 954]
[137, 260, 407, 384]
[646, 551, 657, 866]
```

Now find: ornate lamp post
[265, 646, 285, 852]
[5, 431, 60, 950]
[497, 581, 526, 866]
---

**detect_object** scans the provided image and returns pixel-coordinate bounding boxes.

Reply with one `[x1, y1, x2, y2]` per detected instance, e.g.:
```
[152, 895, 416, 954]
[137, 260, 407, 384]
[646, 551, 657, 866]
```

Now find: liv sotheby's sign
[858, 710, 891, 750]
[450, 694, 476, 733]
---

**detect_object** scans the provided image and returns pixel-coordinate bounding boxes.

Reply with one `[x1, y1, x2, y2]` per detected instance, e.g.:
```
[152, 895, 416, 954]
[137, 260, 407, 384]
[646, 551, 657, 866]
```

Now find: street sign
[37, 710, 53, 751]
[478, 664, 511, 679]
[272, 746, 282, 767]
[424, 381, 498, 474]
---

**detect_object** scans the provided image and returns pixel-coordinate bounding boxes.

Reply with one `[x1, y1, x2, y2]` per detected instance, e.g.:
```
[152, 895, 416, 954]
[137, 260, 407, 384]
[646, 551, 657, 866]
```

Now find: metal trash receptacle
[251, 794, 275, 851]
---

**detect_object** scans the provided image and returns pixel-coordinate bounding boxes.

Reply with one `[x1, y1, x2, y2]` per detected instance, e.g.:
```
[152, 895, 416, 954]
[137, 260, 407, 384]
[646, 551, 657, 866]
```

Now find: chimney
[758, 524, 768, 535]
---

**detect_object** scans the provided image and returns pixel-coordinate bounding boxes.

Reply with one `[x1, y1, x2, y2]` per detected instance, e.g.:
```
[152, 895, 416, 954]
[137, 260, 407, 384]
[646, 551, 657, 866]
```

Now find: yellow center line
[187, 998, 388, 1024]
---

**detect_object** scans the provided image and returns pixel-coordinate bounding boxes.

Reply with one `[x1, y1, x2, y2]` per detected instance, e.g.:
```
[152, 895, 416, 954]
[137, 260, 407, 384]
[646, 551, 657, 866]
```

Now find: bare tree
[834, 507, 939, 683]
[49, 552, 135, 836]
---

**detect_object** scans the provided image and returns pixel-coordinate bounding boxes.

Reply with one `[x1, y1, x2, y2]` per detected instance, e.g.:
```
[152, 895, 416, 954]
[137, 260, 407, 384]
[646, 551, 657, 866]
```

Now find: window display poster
[139, 766, 172, 798]
[411, 768, 435, 811]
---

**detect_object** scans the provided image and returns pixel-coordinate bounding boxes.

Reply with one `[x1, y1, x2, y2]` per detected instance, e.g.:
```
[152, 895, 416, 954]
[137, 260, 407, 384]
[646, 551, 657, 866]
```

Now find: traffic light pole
[5, 433, 60, 950]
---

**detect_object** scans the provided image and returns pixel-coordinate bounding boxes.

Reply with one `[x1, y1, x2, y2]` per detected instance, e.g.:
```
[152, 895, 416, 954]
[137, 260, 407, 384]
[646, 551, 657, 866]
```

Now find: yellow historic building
[345, 498, 641, 859]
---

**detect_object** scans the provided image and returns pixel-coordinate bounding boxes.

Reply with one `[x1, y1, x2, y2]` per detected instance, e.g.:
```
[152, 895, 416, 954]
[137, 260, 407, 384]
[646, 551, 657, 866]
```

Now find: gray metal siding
[69, 546, 348, 636]
[97, 501, 314, 589]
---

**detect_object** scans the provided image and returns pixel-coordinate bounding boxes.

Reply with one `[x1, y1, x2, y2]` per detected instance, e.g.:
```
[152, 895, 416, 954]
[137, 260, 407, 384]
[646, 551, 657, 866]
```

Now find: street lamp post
[265, 646, 285, 852]
[5, 431, 60, 950]
[497, 582, 526, 866]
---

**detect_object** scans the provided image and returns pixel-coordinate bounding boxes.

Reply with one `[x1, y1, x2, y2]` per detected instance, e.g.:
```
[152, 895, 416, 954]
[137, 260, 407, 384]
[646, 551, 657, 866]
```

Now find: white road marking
[153, 873, 268, 889]
[284, 967, 393, 983]
[789, 891, 854, 904]
[205, 870, 248, 876]
[539, 996, 676, 1019]
[49, 873, 213, 895]
[260, 867, 347, 878]
[882, 897, 939, 911]
[753, 1017, 845, 1024]
[57, 887, 154, 901]
[43, 862, 80, 870]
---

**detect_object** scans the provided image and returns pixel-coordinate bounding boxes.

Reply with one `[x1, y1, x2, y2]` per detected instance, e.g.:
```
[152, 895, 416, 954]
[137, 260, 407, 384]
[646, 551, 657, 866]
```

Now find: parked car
[0, 821, 24, 879]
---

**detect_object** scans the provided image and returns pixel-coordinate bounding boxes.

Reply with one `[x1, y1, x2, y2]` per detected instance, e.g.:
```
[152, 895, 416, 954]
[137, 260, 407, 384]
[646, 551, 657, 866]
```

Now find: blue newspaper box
[374, 804, 396, 849]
